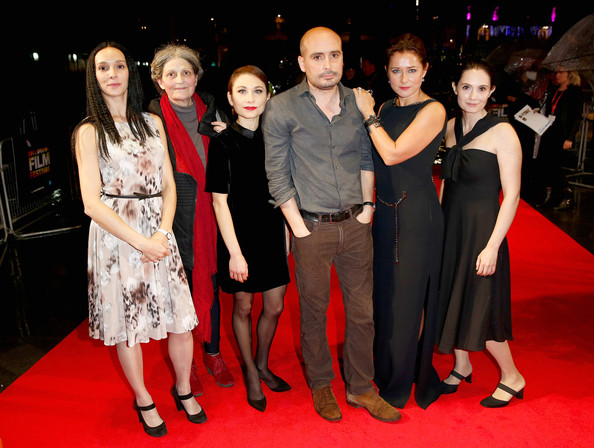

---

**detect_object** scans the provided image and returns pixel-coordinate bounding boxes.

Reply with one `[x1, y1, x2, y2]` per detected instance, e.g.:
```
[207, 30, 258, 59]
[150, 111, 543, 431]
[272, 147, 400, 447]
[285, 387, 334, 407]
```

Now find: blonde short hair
[568, 71, 581, 87]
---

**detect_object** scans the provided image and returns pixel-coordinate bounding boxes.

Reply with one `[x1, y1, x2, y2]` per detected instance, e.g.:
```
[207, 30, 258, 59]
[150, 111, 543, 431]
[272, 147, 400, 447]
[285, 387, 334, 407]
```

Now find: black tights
[232, 284, 287, 399]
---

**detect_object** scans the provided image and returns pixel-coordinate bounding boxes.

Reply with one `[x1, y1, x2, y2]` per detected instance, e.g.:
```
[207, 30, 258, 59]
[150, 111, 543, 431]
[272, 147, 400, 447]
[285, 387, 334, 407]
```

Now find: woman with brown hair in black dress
[206, 66, 291, 412]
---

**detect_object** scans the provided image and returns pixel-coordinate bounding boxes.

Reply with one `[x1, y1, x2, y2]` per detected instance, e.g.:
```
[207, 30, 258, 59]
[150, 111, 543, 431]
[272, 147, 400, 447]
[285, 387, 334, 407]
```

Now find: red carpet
[1, 199, 594, 448]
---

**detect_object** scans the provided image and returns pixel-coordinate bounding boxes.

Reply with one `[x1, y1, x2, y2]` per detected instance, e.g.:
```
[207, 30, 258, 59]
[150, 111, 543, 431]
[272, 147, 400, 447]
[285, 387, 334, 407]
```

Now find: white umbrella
[542, 13, 594, 71]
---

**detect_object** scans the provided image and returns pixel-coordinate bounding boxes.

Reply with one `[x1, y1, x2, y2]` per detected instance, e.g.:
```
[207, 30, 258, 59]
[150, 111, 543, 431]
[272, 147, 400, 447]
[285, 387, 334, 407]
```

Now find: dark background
[0, 2, 592, 391]
[2, 2, 591, 206]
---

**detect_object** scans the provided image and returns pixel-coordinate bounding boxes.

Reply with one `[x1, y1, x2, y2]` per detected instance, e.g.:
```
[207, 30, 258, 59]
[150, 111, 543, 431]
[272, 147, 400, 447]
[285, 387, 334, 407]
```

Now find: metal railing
[1, 133, 83, 337]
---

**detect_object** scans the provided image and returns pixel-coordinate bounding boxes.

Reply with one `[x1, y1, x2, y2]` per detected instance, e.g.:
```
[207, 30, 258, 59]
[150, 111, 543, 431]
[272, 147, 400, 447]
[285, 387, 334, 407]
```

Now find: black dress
[372, 99, 446, 409]
[436, 114, 513, 354]
[535, 84, 583, 200]
[205, 122, 290, 294]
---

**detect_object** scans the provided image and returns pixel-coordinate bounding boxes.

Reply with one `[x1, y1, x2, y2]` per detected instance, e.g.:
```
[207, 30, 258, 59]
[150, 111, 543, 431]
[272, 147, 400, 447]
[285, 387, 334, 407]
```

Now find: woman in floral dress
[73, 41, 205, 437]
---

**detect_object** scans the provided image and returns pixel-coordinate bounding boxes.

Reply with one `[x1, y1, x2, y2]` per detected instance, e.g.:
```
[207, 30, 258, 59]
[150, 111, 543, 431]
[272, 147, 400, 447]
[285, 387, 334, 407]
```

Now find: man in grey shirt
[263, 26, 401, 423]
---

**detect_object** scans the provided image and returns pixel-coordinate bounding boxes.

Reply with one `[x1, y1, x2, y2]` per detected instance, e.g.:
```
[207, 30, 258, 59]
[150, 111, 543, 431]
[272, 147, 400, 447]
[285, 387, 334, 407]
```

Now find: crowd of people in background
[72, 24, 584, 437]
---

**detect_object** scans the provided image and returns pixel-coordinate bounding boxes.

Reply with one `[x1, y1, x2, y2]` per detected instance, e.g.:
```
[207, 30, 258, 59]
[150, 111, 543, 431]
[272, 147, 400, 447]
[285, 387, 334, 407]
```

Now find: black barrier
[1, 133, 84, 338]
[0, 134, 56, 230]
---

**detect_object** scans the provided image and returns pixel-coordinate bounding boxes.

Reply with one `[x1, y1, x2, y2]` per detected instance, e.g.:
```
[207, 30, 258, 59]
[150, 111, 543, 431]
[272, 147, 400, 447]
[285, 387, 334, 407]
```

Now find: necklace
[394, 95, 429, 107]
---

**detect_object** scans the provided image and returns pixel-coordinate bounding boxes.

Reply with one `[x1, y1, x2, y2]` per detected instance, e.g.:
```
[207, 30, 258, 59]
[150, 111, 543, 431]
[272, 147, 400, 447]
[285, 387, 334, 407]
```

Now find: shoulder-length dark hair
[72, 41, 153, 159]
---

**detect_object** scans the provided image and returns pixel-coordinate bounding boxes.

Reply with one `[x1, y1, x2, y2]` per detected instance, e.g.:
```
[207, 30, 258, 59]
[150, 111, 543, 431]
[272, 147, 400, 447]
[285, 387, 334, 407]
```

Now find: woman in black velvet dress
[353, 34, 446, 409]
[205, 66, 291, 412]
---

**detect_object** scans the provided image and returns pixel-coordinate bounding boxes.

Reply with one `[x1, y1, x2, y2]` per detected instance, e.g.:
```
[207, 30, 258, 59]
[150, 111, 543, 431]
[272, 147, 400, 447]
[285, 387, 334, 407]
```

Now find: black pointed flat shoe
[480, 383, 524, 408]
[172, 386, 207, 423]
[134, 400, 167, 437]
[441, 369, 472, 395]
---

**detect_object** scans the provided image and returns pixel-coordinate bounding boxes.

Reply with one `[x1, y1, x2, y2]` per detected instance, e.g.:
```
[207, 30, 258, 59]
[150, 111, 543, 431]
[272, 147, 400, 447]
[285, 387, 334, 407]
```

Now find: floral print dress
[87, 113, 197, 346]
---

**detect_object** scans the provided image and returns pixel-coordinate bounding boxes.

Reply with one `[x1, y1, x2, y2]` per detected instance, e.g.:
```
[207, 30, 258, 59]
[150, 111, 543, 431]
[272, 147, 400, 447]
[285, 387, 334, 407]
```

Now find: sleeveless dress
[436, 114, 513, 354]
[205, 122, 290, 294]
[372, 99, 446, 409]
[87, 114, 198, 347]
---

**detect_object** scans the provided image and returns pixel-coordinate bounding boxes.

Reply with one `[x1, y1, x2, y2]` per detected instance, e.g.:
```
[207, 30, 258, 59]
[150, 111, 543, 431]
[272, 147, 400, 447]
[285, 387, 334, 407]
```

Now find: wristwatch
[157, 228, 172, 240]
[364, 114, 381, 129]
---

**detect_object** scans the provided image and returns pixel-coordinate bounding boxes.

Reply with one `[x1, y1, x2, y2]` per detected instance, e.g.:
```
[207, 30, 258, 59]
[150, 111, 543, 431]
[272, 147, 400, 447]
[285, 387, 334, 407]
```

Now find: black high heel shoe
[441, 369, 472, 395]
[260, 371, 292, 393]
[172, 386, 207, 423]
[480, 383, 524, 408]
[134, 400, 167, 437]
[243, 368, 267, 412]
[247, 394, 267, 412]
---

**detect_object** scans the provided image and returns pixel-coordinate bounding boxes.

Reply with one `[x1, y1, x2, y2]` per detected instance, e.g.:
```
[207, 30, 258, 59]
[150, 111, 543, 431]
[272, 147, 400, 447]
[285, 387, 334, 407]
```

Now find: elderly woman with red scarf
[149, 43, 234, 395]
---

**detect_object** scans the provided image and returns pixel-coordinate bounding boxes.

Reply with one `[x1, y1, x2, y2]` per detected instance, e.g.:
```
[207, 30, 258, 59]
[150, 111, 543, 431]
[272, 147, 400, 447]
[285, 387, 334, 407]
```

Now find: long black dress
[205, 122, 290, 294]
[436, 114, 513, 354]
[372, 99, 446, 409]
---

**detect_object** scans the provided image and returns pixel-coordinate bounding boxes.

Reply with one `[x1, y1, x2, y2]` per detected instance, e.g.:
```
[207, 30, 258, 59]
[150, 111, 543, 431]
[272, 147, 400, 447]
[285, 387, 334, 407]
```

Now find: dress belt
[102, 191, 162, 199]
[377, 192, 407, 264]
[300, 204, 362, 223]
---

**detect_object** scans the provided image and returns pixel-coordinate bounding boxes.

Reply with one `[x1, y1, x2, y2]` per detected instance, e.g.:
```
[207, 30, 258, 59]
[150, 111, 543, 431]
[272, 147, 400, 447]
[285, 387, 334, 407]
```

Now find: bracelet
[364, 114, 381, 129]
[363, 201, 375, 209]
[157, 228, 172, 240]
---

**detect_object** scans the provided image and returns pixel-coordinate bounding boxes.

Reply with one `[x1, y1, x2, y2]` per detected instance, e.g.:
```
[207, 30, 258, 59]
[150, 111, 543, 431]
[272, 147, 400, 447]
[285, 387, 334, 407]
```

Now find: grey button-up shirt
[263, 79, 373, 214]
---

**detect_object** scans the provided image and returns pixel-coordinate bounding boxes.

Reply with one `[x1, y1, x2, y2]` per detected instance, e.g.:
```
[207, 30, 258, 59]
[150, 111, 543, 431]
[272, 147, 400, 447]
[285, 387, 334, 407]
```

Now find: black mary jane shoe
[134, 400, 167, 437]
[480, 383, 525, 408]
[441, 369, 472, 395]
[260, 371, 292, 393]
[172, 386, 207, 423]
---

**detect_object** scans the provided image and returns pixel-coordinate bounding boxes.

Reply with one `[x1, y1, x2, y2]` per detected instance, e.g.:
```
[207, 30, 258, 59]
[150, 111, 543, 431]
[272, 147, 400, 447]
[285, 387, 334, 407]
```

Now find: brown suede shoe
[346, 389, 402, 422]
[312, 386, 342, 422]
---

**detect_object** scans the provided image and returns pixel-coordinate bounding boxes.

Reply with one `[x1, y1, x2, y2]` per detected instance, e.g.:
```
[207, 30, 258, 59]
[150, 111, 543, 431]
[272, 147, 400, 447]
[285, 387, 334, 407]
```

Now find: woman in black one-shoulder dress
[436, 60, 526, 408]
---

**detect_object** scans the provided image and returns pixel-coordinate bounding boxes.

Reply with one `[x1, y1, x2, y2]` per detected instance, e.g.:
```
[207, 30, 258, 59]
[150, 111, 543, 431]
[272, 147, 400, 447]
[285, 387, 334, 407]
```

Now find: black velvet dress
[372, 99, 446, 409]
[436, 114, 513, 354]
[205, 122, 290, 294]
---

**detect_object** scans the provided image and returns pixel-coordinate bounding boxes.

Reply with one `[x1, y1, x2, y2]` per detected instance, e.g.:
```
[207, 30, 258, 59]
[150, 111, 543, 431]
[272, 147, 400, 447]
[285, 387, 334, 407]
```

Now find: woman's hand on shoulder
[212, 121, 227, 133]
[352, 87, 376, 118]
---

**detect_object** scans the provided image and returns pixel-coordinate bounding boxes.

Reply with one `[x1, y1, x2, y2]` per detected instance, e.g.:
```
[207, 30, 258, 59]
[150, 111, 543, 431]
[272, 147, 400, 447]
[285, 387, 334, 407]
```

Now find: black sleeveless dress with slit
[372, 99, 446, 409]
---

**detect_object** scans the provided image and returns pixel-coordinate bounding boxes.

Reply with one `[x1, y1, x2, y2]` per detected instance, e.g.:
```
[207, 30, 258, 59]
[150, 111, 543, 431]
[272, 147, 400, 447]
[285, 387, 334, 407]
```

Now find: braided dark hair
[72, 41, 153, 159]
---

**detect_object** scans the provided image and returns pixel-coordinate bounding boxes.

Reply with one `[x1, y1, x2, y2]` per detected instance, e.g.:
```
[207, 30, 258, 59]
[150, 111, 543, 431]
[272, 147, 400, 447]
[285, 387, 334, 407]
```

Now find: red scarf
[160, 93, 217, 343]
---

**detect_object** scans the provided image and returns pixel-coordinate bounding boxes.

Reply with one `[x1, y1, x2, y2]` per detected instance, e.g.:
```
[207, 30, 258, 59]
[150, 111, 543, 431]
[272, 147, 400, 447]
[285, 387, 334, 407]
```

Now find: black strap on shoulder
[454, 113, 505, 148]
